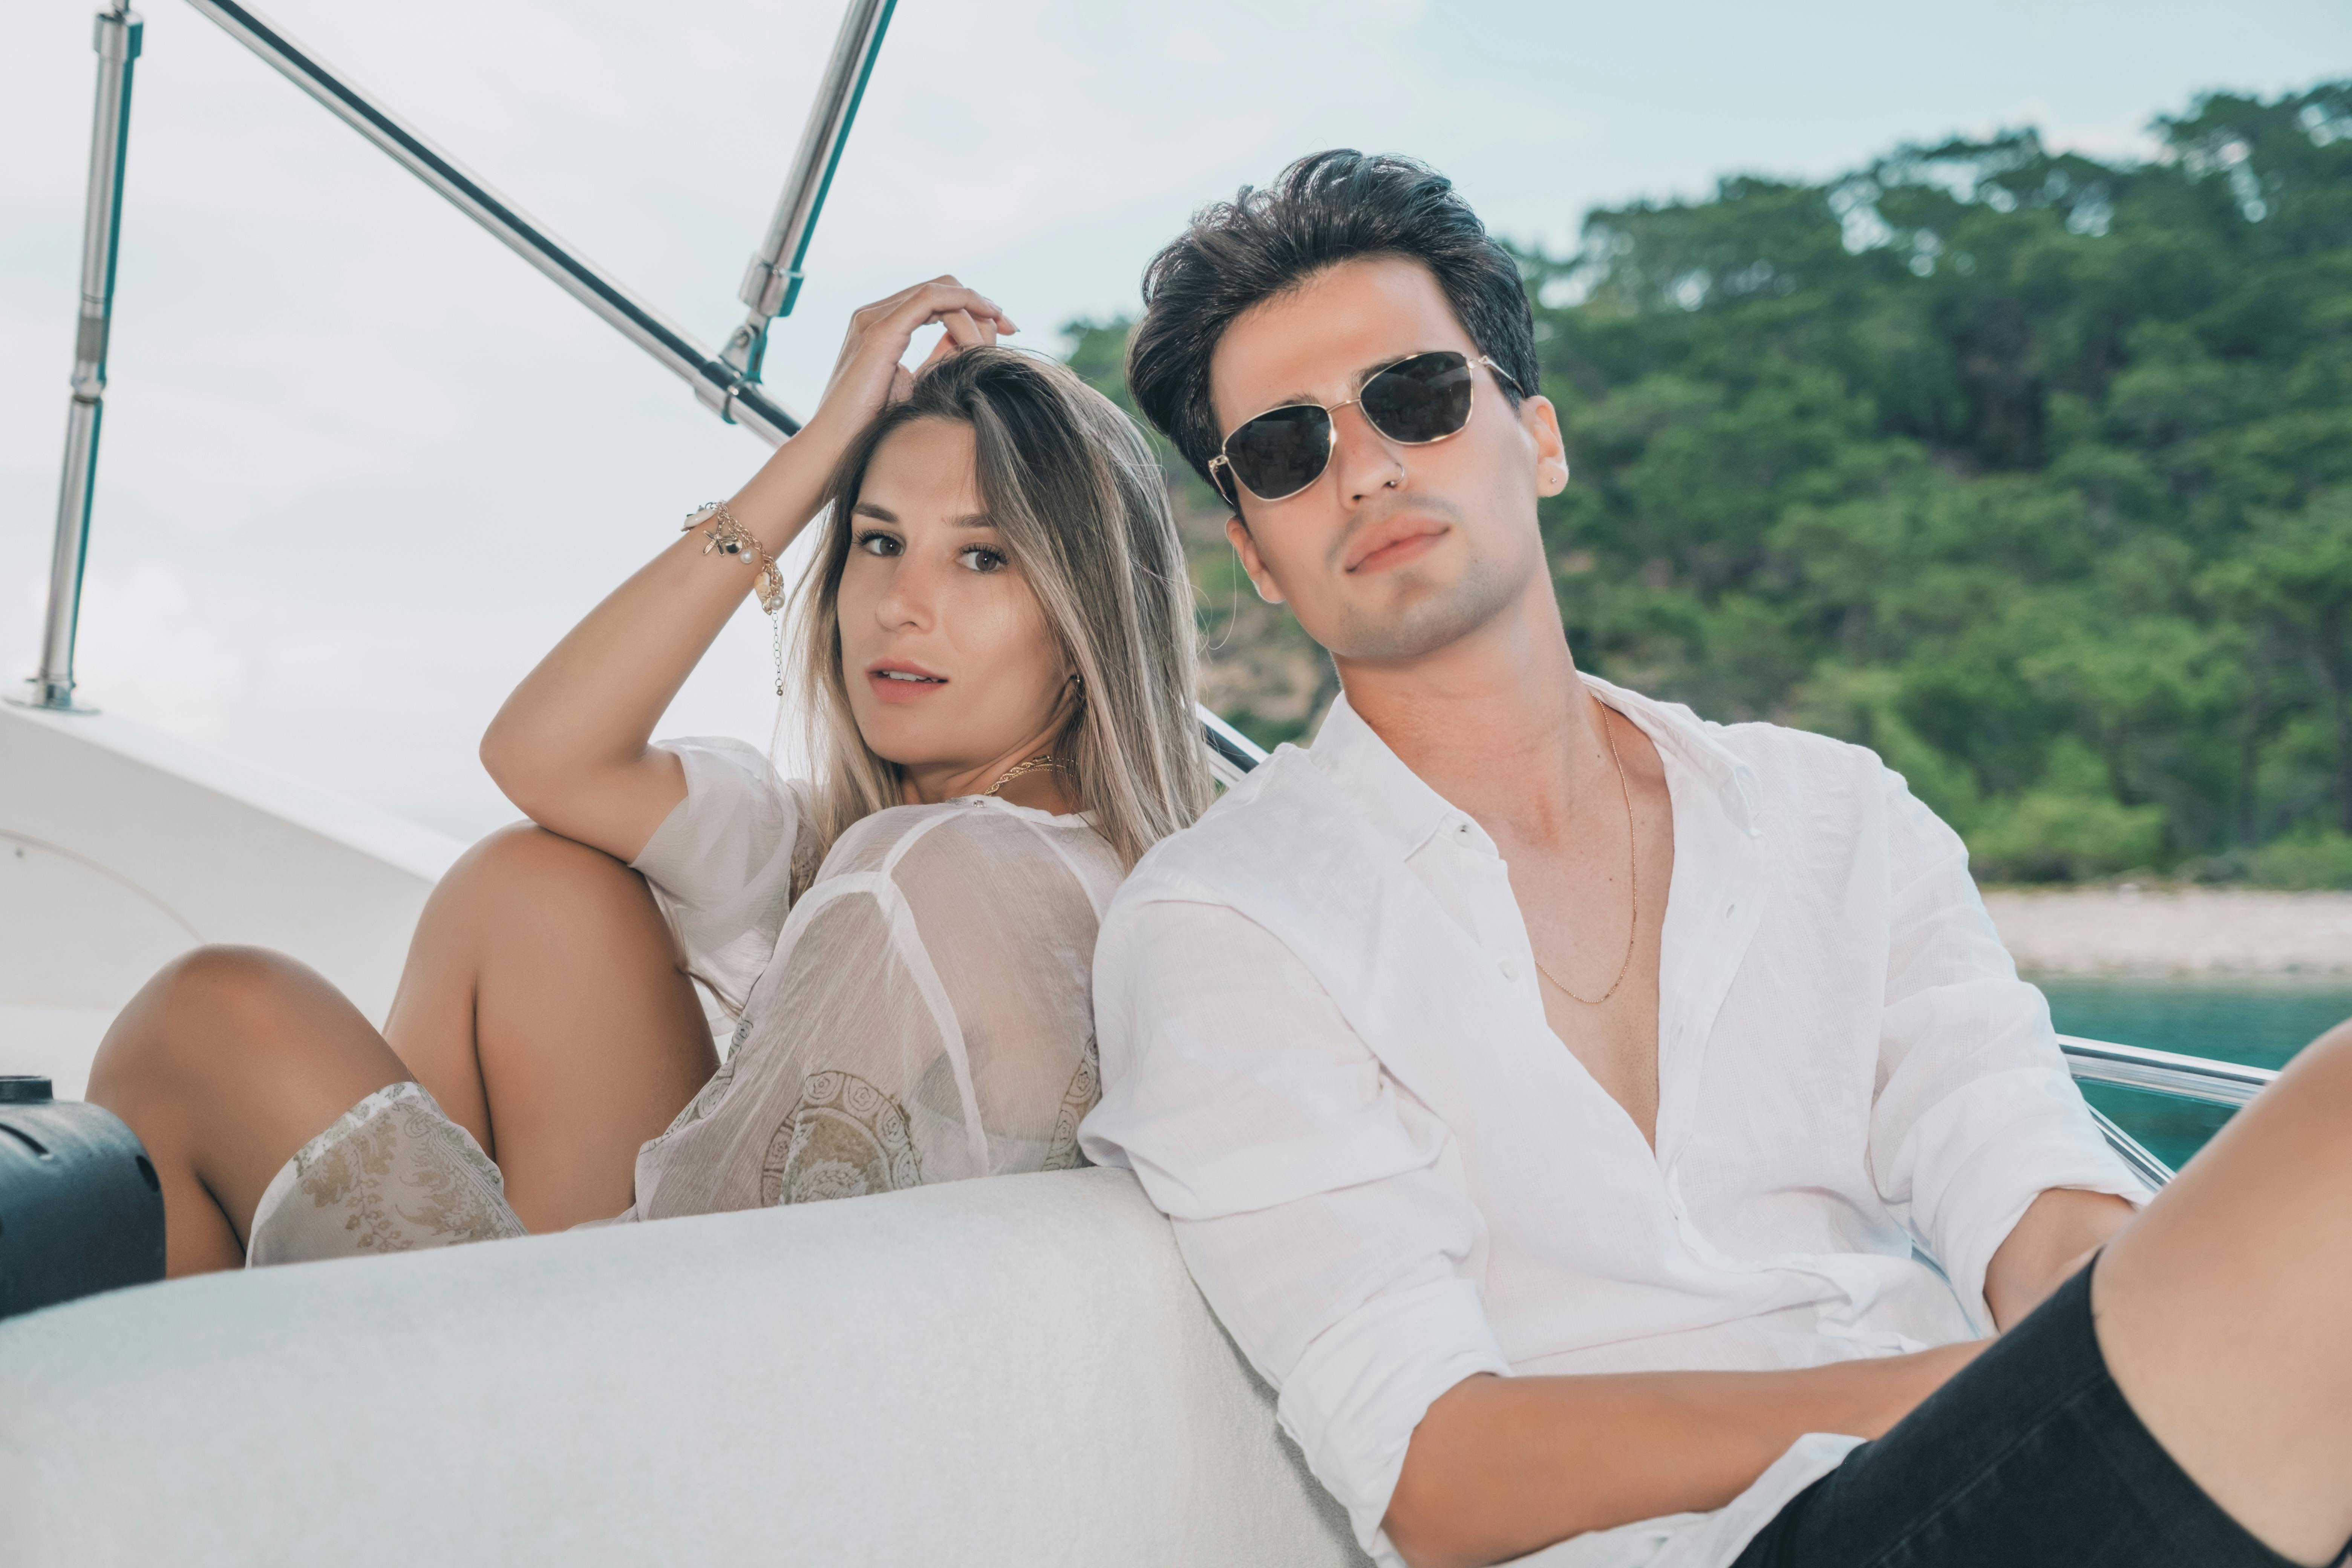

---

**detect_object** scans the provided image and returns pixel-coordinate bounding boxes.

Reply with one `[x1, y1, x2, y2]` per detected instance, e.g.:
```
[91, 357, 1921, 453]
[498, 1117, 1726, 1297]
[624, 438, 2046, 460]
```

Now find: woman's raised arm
[479, 279, 1016, 863]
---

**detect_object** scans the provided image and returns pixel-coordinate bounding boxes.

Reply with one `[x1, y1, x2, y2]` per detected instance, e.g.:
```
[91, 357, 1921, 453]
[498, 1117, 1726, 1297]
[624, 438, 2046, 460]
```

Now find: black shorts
[1732, 1260, 2322, 1568]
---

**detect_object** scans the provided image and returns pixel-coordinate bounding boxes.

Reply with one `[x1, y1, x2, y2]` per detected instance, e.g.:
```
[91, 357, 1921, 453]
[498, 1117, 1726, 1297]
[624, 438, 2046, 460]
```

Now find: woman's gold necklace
[1531, 710, 1640, 1008]
[983, 753, 1069, 797]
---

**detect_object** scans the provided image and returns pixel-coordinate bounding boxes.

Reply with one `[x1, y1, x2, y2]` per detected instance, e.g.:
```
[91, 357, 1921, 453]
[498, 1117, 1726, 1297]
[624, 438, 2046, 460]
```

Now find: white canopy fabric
[0, 1168, 1367, 1568]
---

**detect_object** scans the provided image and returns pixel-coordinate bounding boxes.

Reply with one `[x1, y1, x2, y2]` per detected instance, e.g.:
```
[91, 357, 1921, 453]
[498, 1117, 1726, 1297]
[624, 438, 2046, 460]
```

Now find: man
[1078, 150, 2352, 1568]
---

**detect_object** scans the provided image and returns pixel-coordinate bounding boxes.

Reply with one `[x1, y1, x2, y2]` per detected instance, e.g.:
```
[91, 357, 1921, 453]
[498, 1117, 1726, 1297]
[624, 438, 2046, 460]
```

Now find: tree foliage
[1068, 81, 2352, 884]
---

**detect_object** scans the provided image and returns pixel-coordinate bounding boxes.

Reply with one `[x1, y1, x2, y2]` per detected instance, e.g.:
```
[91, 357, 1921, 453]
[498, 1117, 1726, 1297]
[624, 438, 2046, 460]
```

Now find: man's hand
[1985, 1187, 2137, 1330]
[1383, 1342, 1987, 1568]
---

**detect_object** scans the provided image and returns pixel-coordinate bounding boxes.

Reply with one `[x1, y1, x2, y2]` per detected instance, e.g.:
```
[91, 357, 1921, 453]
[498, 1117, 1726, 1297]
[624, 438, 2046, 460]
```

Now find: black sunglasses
[1207, 350, 1523, 507]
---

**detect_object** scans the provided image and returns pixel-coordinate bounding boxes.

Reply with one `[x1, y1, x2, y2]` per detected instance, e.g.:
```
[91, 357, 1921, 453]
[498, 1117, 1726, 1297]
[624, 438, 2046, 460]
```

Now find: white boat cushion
[0, 1168, 1366, 1568]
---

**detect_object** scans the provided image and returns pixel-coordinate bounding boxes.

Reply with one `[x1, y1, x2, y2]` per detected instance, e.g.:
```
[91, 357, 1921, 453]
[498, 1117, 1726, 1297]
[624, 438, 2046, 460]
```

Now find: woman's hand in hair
[727, 281, 1014, 583]
[806, 277, 1018, 446]
[481, 279, 1009, 862]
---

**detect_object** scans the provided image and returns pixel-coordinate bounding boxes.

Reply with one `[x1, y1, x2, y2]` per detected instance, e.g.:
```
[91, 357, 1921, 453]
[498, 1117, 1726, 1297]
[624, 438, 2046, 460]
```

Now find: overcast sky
[4, 0, 2344, 840]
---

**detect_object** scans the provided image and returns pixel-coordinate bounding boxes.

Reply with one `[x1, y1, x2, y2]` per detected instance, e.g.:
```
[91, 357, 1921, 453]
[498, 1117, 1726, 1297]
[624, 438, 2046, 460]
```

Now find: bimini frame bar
[723, 0, 896, 381]
[180, 0, 801, 444]
[21, 0, 902, 710]
[13, 4, 142, 714]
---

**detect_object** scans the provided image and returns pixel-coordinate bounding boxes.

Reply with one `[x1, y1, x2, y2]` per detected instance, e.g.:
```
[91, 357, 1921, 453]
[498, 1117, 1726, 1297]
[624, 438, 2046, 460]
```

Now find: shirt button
[1498, 960, 1518, 982]
[1454, 821, 1473, 841]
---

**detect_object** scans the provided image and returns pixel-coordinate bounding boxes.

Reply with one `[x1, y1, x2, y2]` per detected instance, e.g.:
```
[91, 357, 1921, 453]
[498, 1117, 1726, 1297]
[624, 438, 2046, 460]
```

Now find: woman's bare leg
[84, 826, 711, 1273]
[2092, 1017, 2352, 1565]
[86, 947, 413, 1277]
[383, 824, 716, 1234]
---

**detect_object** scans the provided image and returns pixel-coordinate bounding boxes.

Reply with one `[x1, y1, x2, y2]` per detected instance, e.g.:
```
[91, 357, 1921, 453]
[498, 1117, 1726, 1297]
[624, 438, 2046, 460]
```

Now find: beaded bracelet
[682, 501, 785, 615]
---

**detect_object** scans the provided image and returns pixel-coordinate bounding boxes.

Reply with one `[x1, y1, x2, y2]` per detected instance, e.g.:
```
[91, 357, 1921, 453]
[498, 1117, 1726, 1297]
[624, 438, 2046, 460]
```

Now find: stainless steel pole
[15, 6, 142, 714]
[181, 0, 802, 443]
[721, 0, 895, 381]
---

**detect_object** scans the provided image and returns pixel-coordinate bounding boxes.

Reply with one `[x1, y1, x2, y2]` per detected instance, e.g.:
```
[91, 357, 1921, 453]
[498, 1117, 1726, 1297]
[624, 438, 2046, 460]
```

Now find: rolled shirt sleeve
[1867, 767, 2154, 1332]
[628, 737, 807, 1016]
[1083, 895, 1510, 1562]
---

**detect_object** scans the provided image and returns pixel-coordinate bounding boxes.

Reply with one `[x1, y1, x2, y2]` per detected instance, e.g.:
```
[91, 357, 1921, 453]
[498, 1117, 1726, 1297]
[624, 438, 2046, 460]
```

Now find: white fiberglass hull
[0, 701, 464, 1099]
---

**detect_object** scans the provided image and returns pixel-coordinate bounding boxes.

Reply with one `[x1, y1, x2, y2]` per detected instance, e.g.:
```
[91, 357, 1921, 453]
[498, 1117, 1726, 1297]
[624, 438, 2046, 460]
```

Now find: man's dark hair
[1126, 149, 1540, 499]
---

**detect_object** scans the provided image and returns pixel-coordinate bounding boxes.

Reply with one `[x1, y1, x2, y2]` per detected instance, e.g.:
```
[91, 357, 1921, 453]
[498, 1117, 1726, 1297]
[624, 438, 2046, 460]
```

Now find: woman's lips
[865, 665, 948, 704]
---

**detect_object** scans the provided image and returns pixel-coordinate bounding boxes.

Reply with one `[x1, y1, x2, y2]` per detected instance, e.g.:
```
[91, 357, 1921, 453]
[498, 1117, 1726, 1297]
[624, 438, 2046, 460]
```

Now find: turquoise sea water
[2037, 979, 2352, 1171]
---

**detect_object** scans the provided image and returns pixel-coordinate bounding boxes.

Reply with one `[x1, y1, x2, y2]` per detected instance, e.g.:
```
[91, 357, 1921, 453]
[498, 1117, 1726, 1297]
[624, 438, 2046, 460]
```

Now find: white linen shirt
[1079, 677, 2150, 1568]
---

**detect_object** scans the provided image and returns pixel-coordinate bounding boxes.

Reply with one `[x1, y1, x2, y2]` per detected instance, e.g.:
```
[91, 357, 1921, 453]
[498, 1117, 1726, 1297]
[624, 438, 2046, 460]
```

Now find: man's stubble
[1320, 530, 1542, 666]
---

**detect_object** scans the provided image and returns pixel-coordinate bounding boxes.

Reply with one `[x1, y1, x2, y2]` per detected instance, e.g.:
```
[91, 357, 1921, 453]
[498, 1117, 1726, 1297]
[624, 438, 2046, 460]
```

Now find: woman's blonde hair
[787, 346, 1213, 890]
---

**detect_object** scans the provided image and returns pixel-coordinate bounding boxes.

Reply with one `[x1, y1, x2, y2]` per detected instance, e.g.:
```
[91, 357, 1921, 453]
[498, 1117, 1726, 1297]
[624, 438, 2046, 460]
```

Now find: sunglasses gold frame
[1207, 351, 1525, 507]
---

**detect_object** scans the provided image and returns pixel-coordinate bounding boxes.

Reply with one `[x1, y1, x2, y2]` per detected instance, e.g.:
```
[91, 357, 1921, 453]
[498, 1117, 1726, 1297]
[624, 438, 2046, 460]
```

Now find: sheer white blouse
[616, 738, 1122, 1220]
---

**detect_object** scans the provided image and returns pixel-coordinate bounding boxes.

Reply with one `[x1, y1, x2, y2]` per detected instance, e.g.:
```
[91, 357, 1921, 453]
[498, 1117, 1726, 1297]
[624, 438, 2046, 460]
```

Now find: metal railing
[183, 0, 815, 443]
[2080, 1106, 2175, 1191]
[2058, 1037, 2278, 1187]
[2058, 1036, 2275, 1108]
[14, 5, 141, 714]
[17, 0, 892, 710]
[1201, 706, 1268, 789]
[723, 0, 895, 383]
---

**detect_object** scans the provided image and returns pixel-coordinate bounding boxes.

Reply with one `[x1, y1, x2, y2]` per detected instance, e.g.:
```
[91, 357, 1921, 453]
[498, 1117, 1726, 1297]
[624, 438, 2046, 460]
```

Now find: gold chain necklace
[1531, 709, 1639, 1007]
[983, 753, 1069, 797]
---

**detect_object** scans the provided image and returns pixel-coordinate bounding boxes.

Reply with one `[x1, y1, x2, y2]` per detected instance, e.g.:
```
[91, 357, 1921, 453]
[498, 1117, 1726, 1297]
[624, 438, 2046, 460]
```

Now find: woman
[87, 277, 1213, 1274]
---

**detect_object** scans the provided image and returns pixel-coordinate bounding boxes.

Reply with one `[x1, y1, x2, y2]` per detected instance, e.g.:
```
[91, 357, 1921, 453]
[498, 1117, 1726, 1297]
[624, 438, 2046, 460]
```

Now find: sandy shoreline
[1979, 887, 2352, 979]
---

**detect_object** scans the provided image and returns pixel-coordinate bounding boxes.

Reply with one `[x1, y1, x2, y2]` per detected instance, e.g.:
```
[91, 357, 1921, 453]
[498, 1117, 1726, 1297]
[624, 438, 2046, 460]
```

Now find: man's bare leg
[2093, 1017, 2352, 1566]
[383, 823, 717, 1233]
[87, 947, 415, 1276]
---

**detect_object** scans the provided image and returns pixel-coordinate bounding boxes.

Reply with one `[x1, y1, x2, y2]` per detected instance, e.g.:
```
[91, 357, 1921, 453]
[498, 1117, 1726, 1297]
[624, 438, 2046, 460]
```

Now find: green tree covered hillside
[1067, 81, 2352, 885]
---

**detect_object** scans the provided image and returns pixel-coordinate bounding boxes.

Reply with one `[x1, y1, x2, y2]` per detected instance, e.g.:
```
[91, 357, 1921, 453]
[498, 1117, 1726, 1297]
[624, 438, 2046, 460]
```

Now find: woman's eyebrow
[853, 502, 992, 529]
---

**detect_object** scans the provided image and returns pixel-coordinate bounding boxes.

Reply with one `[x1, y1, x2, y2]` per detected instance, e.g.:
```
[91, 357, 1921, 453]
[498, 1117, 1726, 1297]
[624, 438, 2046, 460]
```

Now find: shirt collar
[1304, 692, 1464, 858]
[1304, 674, 1764, 860]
